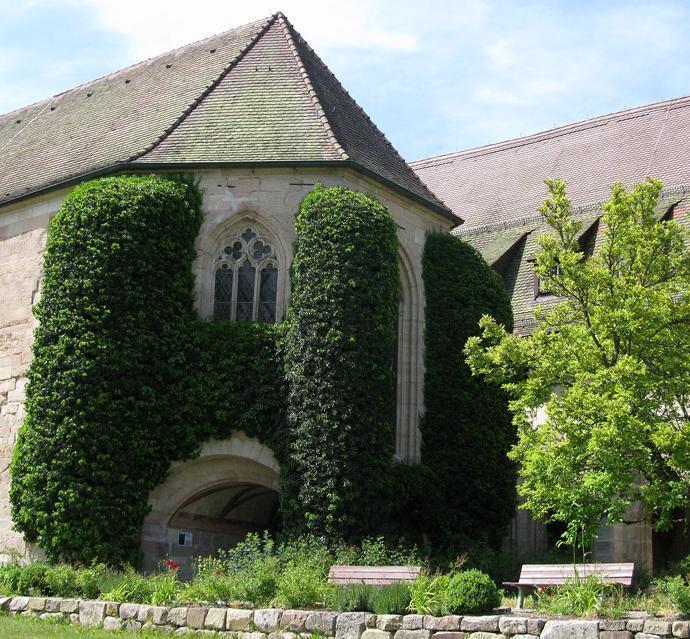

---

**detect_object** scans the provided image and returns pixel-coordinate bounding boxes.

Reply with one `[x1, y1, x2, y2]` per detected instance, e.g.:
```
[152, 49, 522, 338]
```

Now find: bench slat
[328, 565, 421, 585]
[508, 563, 634, 588]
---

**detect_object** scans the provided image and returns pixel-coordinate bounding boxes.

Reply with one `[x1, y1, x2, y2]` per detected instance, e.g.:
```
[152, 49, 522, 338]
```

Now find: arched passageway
[140, 433, 280, 577]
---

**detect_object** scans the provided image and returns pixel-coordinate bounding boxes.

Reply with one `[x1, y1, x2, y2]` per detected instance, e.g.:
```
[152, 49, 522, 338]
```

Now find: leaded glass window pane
[213, 268, 233, 320]
[258, 264, 278, 323]
[236, 260, 256, 321]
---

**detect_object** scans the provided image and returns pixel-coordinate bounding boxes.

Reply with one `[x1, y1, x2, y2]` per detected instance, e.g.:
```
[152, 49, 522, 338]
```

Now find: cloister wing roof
[0, 13, 450, 218]
[411, 95, 690, 228]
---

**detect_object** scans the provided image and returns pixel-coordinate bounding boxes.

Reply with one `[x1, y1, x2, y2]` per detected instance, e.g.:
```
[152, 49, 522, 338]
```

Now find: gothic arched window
[213, 227, 278, 323]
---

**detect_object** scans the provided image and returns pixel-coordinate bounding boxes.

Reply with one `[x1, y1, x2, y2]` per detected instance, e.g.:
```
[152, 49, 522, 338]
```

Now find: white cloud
[58, 0, 417, 60]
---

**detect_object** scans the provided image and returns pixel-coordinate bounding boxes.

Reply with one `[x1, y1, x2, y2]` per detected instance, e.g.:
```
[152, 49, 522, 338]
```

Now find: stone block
[137, 604, 153, 623]
[465, 633, 502, 639]
[511, 635, 539, 639]
[402, 615, 425, 630]
[600, 621, 627, 631]
[39, 612, 63, 621]
[119, 603, 141, 620]
[243, 633, 268, 639]
[125, 619, 142, 631]
[105, 601, 119, 617]
[175, 628, 194, 636]
[424, 616, 462, 631]
[255, 609, 283, 633]
[527, 619, 546, 635]
[337, 612, 368, 639]
[636, 634, 664, 639]
[431, 633, 466, 639]
[499, 617, 528, 635]
[227, 608, 254, 630]
[306, 611, 337, 635]
[187, 607, 209, 629]
[282, 610, 310, 632]
[366, 614, 378, 629]
[79, 600, 107, 627]
[393, 630, 431, 639]
[103, 616, 124, 631]
[152, 606, 170, 625]
[27, 596, 46, 611]
[377, 615, 403, 631]
[169, 607, 188, 626]
[206, 608, 227, 630]
[541, 620, 599, 639]
[269, 632, 299, 639]
[460, 616, 500, 633]
[60, 599, 79, 614]
[70, 613, 80, 624]
[45, 598, 61, 613]
[627, 620, 645, 633]
[600, 632, 633, 639]
[0, 597, 11, 610]
[362, 629, 391, 639]
[644, 620, 673, 636]
[9, 596, 29, 612]
[674, 621, 690, 638]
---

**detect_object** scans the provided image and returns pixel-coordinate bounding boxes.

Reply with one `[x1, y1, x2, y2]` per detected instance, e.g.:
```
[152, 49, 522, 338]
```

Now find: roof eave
[0, 159, 461, 225]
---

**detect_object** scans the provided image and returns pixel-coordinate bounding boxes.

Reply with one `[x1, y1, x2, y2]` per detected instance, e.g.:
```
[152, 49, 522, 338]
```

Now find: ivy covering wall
[10, 176, 286, 565]
[283, 186, 399, 540]
[413, 232, 516, 558]
[10, 177, 402, 565]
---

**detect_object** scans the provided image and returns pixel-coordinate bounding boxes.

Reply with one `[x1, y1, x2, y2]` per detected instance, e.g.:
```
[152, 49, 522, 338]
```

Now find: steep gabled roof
[0, 13, 451, 219]
[411, 95, 690, 228]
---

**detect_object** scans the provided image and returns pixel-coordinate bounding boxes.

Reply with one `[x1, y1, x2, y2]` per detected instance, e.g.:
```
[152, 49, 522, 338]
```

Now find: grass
[0, 614, 146, 638]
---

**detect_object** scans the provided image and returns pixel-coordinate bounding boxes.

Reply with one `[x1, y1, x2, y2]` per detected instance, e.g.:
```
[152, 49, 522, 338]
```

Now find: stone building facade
[0, 13, 454, 571]
[2, 11, 689, 572]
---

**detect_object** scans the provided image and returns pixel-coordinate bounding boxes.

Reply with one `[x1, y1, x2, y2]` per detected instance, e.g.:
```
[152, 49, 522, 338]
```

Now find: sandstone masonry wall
[2, 596, 688, 639]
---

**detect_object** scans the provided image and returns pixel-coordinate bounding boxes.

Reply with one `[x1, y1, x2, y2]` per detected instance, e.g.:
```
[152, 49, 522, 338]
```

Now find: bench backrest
[518, 563, 634, 587]
[328, 565, 422, 586]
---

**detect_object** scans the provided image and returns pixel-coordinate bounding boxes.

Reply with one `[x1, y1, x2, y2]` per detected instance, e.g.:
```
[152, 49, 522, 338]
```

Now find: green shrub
[331, 584, 375, 612]
[283, 185, 399, 540]
[333, 537, 422, 568]
[443, 569, 500, 614]
[0, 562, 49, 596]
[44, 563, 80, 597]
[534, 573, 620, 616]
[370, 582, 411, 614]
[100, 568, 181, 606]
[655, 576, 690, 615]
[275, 561, 329, 608]
[408, 574, 448, 616]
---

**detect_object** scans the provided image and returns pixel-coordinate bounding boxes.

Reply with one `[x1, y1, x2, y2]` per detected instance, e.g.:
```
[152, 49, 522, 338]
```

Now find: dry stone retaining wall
[0, 596, 688, 638]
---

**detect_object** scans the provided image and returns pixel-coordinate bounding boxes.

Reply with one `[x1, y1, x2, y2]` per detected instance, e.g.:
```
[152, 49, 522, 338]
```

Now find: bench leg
[516, 587, 526, 609]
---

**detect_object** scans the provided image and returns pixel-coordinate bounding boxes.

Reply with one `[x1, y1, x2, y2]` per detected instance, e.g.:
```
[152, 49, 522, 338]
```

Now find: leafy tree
[465, 178, 690, 550]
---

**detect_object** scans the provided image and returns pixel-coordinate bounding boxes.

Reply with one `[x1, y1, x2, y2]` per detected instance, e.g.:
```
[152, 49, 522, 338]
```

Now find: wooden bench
[504, 563, 635, 609]
[328, 565, 422, 586]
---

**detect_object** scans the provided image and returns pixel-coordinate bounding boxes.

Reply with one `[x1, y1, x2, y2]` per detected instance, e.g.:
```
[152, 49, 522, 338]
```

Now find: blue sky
[2, 0, 690, 160]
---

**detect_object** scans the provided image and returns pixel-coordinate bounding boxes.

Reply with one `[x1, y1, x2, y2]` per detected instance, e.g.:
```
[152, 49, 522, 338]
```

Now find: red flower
[164, 559, 181, 570]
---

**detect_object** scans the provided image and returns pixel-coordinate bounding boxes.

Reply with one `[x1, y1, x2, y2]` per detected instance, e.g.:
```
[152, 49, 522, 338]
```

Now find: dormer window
[213, 227, 278, 322]
[533, 261, 562, 298]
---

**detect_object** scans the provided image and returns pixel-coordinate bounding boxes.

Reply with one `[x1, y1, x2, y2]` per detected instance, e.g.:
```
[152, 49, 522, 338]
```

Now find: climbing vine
[10, 176, 286, 565]
[282, 185, 399, 540]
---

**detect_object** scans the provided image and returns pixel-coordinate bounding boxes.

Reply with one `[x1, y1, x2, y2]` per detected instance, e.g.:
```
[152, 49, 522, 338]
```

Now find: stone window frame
[196, 215, 288, 323]
[213, 227, 279, 322]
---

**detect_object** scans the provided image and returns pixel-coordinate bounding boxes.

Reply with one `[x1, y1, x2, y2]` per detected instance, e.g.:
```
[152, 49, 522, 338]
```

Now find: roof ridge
[0, 16, 272, 122]
[279, 15, 448, 210]
[276, 14, 349, 161]
[411, 93, 690, 168]
[128, 14, 278, 163]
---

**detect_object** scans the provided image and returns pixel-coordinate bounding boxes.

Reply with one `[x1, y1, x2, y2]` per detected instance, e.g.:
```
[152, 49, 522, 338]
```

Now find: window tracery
[213, 227, 278, 322]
